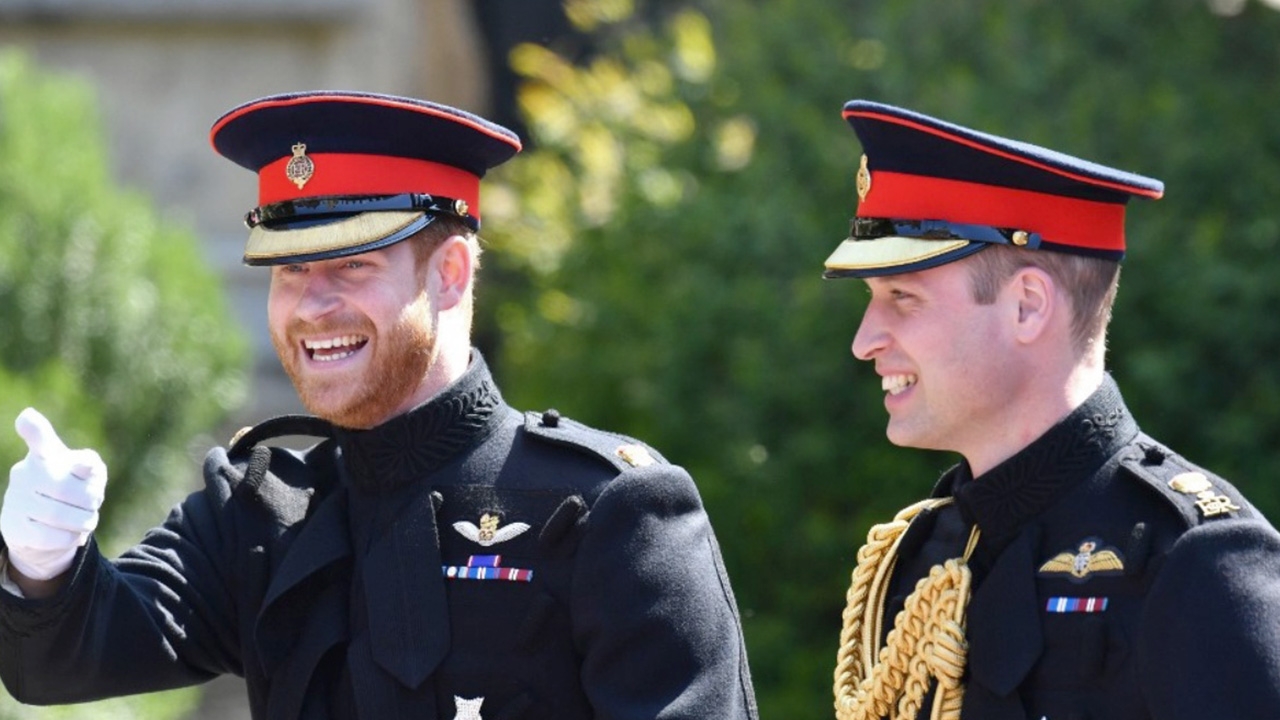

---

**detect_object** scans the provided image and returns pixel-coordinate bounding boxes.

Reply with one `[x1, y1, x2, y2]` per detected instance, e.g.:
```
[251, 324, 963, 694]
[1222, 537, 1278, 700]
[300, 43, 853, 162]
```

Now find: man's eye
[344, 260, 366, 270]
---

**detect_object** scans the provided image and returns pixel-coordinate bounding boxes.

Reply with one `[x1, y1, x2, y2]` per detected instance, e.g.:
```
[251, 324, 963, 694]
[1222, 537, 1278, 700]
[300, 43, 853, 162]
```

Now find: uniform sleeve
[571, 463, 758, 720]
[0, 451, 246, 705]
[1136, 518, 1280, 719]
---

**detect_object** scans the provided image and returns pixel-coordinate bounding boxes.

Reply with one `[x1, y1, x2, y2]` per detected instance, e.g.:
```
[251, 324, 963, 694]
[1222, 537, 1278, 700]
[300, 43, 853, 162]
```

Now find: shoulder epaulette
[1119, 435, 1253, 527]
[522, 409, 669, 473]
[227, 414, 335, 458]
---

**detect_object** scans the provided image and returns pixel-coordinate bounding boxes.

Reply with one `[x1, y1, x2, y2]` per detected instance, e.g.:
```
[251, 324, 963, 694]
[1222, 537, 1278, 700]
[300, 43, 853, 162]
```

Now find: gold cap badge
[285, 142, 315, 190]
[856, 154, 872, 202]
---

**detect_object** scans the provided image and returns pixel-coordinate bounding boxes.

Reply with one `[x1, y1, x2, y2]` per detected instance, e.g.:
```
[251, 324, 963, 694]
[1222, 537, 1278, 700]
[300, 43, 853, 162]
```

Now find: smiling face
[851, 258, 1024, 462]
[267, 240, 439, 429]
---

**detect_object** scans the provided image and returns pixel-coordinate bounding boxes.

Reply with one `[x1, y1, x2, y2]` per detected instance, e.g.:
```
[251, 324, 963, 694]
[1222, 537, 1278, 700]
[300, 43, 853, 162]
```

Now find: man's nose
[851, 305, 888, 361]
[295, 273, 342, 322]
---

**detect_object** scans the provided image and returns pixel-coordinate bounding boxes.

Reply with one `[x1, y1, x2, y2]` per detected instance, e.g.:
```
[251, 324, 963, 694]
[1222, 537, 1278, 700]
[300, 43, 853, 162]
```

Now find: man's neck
[964, 362, 1105, 477]
[376, 341, 472, 428]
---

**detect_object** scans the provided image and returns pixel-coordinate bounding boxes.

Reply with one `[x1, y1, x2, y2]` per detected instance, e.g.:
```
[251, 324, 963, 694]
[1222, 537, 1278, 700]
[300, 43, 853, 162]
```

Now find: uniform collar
[945, 374, 1139, 548]
[334, 348, 505, 493]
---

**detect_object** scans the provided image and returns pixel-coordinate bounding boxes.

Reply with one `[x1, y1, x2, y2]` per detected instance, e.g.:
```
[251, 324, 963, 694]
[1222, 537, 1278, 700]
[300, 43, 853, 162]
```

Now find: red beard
[271, 297, 437, 429]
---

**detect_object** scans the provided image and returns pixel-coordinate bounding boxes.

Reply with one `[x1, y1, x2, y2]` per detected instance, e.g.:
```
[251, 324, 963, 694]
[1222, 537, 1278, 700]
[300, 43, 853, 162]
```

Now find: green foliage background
[478, 0, 1280, 716]
[0, 51, 248, 718]
[5, 1, 1280, 718]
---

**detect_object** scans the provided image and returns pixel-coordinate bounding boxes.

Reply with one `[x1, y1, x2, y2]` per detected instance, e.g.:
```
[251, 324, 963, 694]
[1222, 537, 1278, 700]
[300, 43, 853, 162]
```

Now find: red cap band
[858, 171, 1128, 253]
[257, 152, 482, 217]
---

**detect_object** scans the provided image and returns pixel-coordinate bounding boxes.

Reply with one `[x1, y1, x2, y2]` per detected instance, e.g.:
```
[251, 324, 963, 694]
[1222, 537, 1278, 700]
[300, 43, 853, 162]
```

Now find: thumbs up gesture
[1, 408, 108, 581]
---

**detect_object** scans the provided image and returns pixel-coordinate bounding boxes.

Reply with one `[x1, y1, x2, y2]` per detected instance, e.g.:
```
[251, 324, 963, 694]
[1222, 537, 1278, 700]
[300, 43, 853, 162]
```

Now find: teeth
[314, 350, 356, 363]
[882, 374, 917, 396]
[304, 335, 364, 350]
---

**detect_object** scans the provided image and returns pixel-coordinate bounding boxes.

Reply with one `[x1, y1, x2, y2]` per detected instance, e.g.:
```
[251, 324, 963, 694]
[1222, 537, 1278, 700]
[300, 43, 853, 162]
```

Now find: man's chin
[306, 404, 379, 430]
[885, 425, 953, 454]
[299, 389, 412, 430]
[884, 423, 924, 449]
[294, 384, 364, 426]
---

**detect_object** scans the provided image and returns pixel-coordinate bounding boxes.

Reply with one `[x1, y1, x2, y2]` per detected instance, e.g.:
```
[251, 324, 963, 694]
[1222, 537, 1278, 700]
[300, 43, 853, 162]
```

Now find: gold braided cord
[834, 499, 979, 720]
[837, 499, 942, 686]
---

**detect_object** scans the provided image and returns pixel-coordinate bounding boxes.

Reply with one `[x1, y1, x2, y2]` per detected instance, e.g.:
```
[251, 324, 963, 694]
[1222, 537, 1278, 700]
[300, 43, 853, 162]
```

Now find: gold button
[1012, 230, 1029, 246]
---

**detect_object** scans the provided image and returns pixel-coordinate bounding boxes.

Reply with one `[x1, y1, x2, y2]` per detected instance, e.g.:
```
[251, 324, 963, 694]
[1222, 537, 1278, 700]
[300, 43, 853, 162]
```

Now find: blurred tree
[0, 51, 248, 718]
[476, 0, 1280, 716]
[468, 0, 591, 141]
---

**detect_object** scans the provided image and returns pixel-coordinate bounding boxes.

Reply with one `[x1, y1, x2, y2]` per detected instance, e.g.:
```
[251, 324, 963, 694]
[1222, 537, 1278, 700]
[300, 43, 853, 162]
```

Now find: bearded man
[0, 91, 758, 720]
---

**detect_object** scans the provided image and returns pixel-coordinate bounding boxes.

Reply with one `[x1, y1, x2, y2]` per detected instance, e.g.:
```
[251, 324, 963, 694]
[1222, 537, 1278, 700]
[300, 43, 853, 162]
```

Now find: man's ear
[429, 235, 473, 311]
[1009, 266, 1056, 344]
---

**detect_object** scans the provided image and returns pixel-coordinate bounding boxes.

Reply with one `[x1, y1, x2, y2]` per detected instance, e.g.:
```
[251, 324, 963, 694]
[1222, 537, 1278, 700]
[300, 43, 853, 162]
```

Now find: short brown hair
[407, 215, 482, 272]
[966, 245, 1120, 355]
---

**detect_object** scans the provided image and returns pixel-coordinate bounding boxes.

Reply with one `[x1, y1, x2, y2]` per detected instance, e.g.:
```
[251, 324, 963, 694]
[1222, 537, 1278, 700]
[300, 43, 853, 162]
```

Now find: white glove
[1, 408, 107, 581]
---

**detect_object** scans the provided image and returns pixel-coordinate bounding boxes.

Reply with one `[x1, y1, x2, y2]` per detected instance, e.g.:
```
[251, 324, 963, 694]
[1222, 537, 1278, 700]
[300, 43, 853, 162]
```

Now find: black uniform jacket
[0, 352, 758, 720]
[882, 376, 1280, 719]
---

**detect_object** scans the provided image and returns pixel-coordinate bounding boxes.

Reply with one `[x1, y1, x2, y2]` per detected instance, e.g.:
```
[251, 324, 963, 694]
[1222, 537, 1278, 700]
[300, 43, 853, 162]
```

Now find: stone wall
[0, 0, 489, 429]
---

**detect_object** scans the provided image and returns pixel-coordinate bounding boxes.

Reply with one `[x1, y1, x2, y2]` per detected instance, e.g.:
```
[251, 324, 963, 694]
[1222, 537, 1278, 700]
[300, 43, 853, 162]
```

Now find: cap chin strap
[247, 193, 479, 232]
[852, 217, 1043, 249]
[834, 499, 980, 720]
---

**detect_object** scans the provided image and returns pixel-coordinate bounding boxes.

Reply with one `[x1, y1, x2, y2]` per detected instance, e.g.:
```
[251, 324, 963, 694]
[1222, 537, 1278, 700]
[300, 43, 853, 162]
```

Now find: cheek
[394, 293, 435, 335]
[938, 318, 1010, 389]
[908, 321, 982, 381]
[266, 292, 292, 333]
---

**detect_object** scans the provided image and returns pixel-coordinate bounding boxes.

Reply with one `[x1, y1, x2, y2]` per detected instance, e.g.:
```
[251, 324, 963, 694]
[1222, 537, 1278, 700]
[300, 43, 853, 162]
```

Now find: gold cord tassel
[834, 499, 979, 720]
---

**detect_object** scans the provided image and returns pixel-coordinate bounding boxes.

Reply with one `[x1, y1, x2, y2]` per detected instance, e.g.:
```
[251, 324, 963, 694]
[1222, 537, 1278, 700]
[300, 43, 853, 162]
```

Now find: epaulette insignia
[451, 695, 485, 720]
[452, 513, 531, 547]
[1037, 537, 1125, 583]
[523, 411, 666, 472]
[1169, 471, 1241, 519]
[616, 444, 655, 468]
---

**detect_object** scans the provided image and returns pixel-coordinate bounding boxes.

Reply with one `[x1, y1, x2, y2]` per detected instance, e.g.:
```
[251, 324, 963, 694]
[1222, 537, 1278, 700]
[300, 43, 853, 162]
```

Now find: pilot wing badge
[453, 513, 531, 547]
[1037, 537, 1125, 583]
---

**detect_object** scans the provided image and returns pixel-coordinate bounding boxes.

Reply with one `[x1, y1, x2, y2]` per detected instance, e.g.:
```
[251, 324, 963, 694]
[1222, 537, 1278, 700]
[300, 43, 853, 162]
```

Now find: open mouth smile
[303, 334, 369, 362]
[882, 373, 917, 396]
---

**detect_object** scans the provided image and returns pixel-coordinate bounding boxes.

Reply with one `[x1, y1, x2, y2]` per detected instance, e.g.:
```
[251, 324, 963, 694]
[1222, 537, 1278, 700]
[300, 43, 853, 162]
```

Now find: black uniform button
[1141, 444, 1166, 465]
[541, 409, 561, 427]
